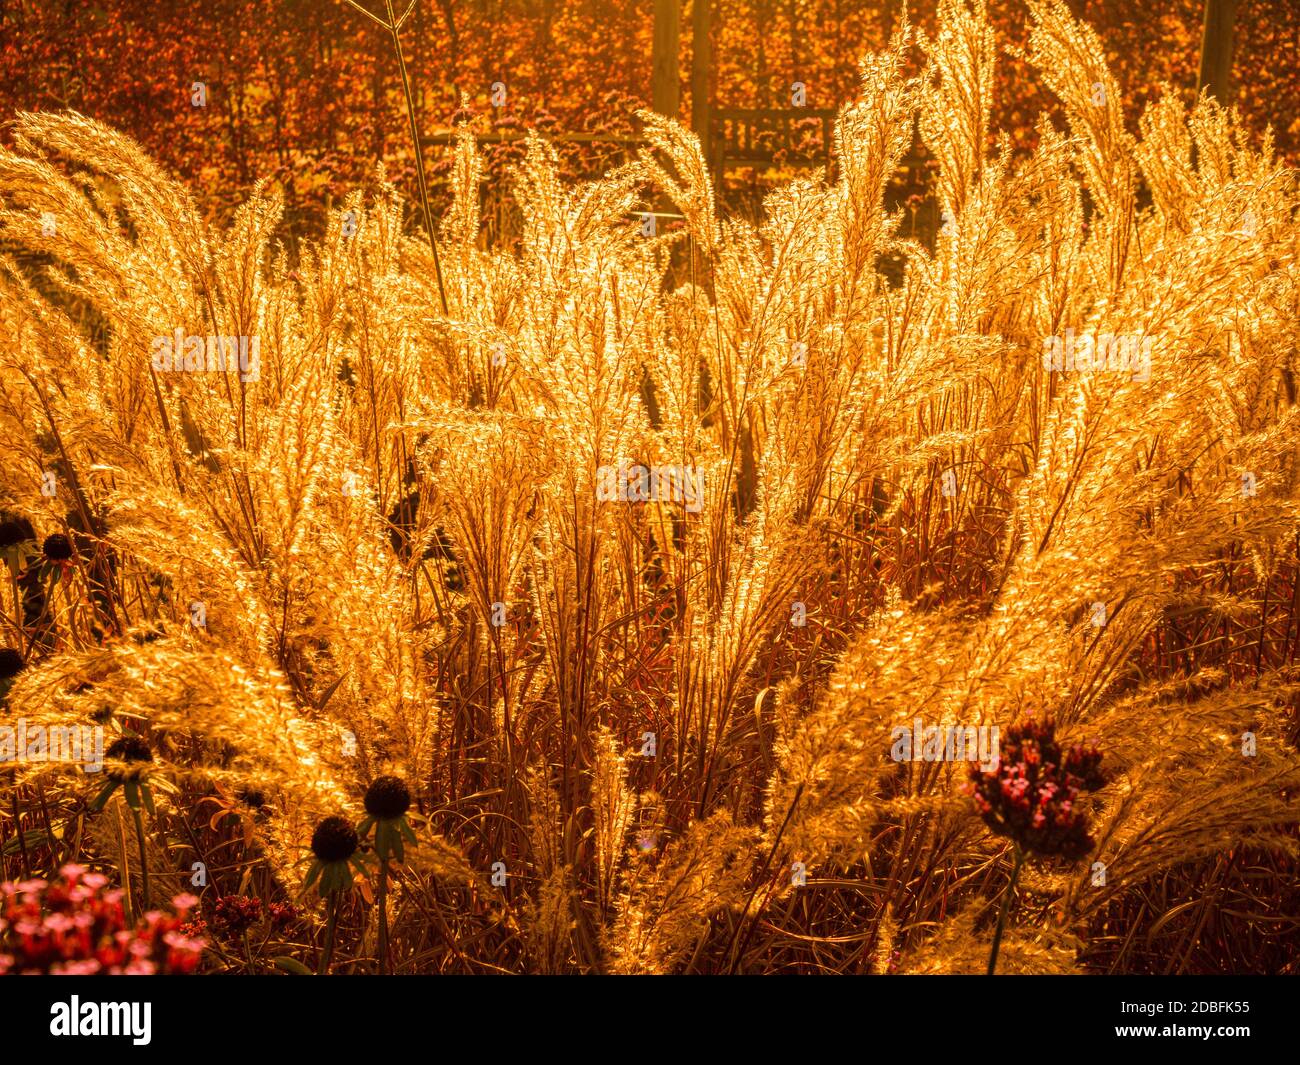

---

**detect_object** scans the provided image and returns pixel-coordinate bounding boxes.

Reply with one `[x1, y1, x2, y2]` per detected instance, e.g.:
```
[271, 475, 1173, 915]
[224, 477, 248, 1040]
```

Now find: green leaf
[272, 955, 314, 975]
[87, 780, 118, 812]
[315, 672, 350, 711]
[3, 828, 52, 855]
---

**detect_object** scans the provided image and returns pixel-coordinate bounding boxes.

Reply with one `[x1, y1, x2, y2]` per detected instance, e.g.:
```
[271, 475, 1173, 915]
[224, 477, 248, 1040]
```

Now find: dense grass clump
[1, 0, 1298, 974]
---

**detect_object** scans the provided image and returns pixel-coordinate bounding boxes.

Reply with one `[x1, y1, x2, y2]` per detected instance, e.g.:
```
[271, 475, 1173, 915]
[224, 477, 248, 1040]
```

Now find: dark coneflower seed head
[237, 787, 266, 810]
[311, 816, 359, 863]
[0, 516, 35, 549]
[364, 775, 411, 820]
[42, 533, 74, 562]
[106, 735, 153, 763]
[0, 647, 25, 680]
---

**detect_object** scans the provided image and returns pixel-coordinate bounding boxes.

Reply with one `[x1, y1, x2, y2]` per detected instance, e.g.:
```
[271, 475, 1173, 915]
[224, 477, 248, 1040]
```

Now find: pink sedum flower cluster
[0, 864, 206, 974]
[968, 717, 1105, 860]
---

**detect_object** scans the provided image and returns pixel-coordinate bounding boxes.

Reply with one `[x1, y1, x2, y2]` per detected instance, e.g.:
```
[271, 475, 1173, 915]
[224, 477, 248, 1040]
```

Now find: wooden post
[652, 0, 681, 118]
[1197, 0, 1237, 104]
[692, 0, 712, 162]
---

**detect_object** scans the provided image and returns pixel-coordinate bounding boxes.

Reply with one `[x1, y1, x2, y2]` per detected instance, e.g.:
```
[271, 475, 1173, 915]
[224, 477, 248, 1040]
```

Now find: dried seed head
[364, 775, 411, 820]
[0, 647, 25, 680]
[106, 735, 153, 763]
[310, 815, 359, 863]
[0, 516, 34, 549]
[42, 533, 74, 561]
[104, 735, 154, 783]
[237, 787, 267, 810]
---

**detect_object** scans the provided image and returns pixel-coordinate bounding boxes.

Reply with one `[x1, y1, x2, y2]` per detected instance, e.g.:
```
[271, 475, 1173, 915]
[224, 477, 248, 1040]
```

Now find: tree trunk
[652, 0, 681, 117]
[1197, 0, 1238, 104]
[691, 0, 711, 160]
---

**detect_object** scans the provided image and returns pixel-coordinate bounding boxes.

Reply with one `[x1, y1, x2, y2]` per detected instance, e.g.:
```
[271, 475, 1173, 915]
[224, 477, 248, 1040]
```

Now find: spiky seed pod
[364, 775, 411, 820]
[358, 777, 418, 862]
[304, 816, 366, 897]
[106, 735, 153, 764]
[238, 787, 267, 810]
[0, 647, 25, 680]
[311, 816, 359, 863]
[42, 533, 74, 561]
[1, 516, 36, 585]
[0, 516, 34, 549]
[443, 563, 464, 592]
[0, 646, 24, 703]
[91, 735, 159, 812]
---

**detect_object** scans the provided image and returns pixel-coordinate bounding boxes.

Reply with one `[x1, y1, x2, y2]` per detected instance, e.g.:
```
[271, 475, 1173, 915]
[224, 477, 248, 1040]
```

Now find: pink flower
[969, 717, 1104, 860]
[0, 867, 206, 975]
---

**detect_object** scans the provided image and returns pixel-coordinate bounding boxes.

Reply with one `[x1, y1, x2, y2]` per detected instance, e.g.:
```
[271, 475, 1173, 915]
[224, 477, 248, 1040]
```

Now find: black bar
[0, 973, 1286, 1055]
